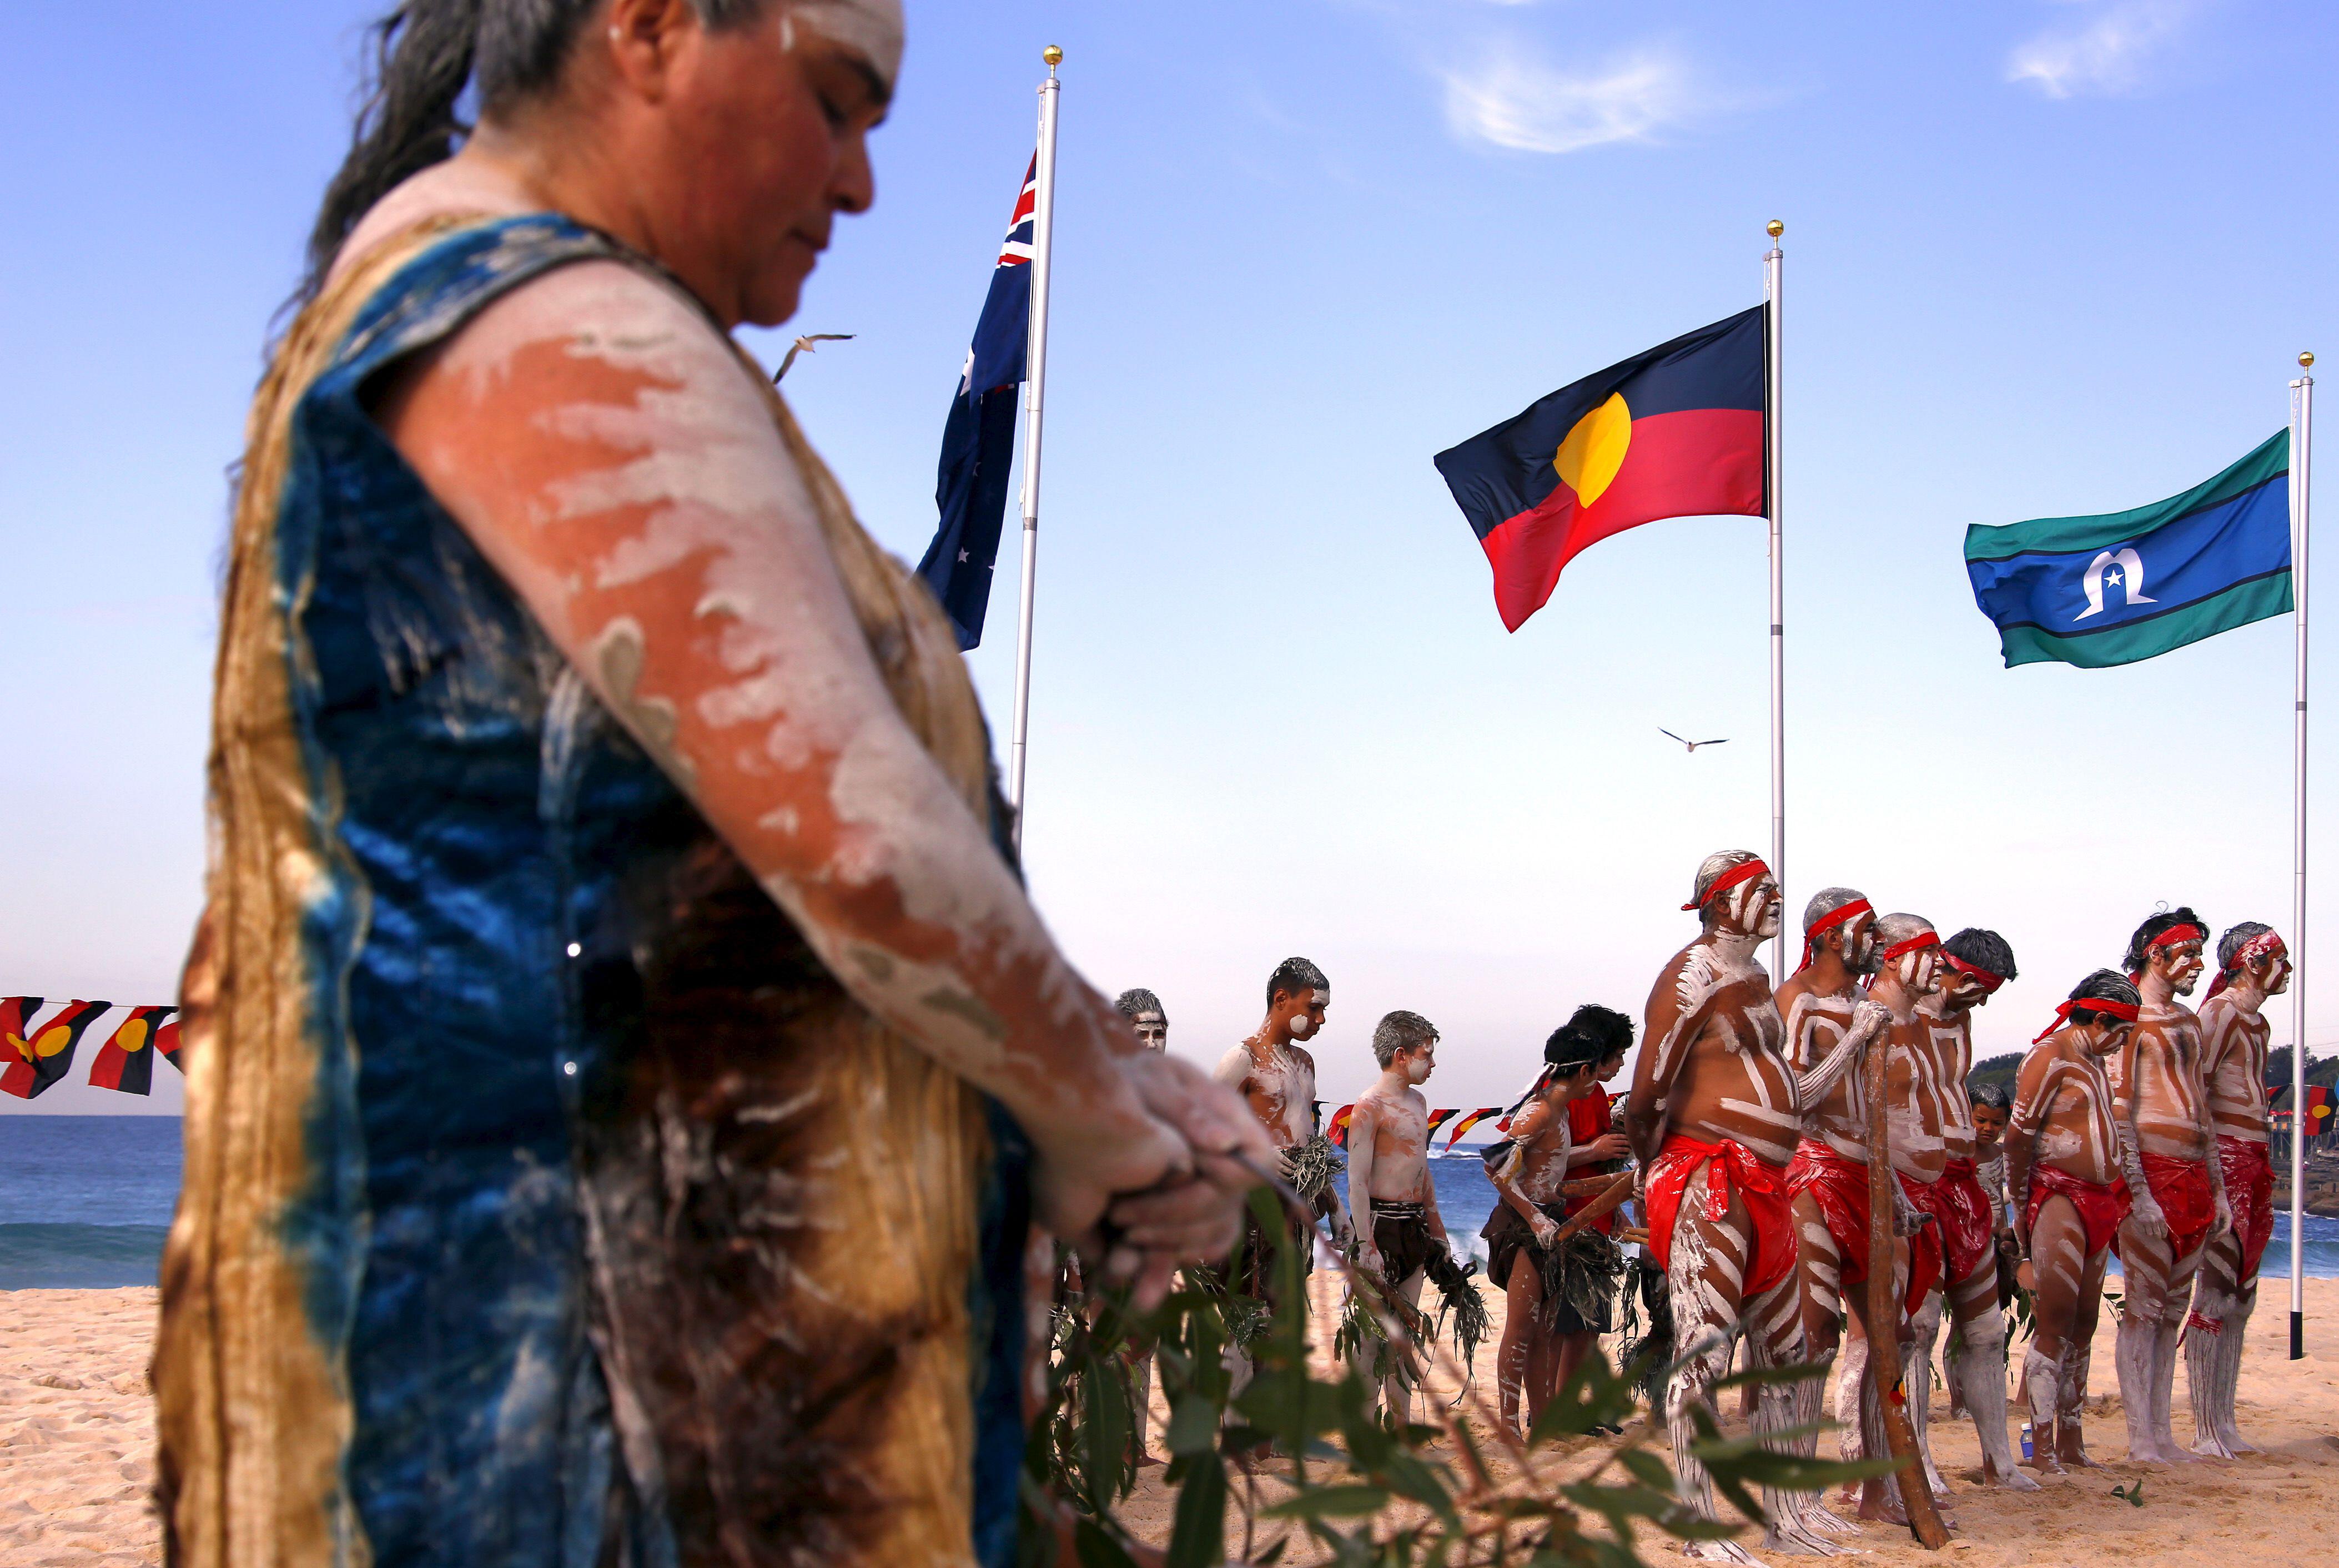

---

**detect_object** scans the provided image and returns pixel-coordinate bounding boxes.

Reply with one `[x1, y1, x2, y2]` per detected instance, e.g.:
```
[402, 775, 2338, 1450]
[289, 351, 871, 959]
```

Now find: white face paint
[1405, 1038, 1438, 1085]
[783, 0, 906, 93]
[2164, 942, 2205, 995]
[1131, 1012, 1168, 1052]
[1286, 988, 1330, 1041]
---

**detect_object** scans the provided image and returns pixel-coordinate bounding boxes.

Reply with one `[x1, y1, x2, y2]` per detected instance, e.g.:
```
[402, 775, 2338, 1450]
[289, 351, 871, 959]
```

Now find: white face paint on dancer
[779, 0, 906, 92]
[1404, 1036, 1437, 1086]
[1287, 989, 1330, 1042]
[1131, 1011, 1168, 1052]
[1728, 875, 1784, 940]
[2159, 939, 2206, 996]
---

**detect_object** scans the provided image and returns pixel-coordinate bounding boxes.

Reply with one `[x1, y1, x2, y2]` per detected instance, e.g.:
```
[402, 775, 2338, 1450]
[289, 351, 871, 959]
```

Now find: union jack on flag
[917, 154, 1039, 649]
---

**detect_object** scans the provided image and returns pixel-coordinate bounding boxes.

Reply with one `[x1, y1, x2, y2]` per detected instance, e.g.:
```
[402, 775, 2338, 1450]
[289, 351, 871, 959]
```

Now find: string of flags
[2, 998, 181, 1100]
[1324, 1091, 1633, 1151]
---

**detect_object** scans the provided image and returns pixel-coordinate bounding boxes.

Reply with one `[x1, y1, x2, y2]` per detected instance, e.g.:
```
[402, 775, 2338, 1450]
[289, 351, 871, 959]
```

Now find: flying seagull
[772, 333, 856, 383]
[1660, 729, 1730, 753]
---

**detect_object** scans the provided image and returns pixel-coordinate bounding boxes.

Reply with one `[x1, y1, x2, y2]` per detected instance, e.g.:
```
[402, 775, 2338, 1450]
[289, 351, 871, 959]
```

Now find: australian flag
[917, 156, 1037, 649]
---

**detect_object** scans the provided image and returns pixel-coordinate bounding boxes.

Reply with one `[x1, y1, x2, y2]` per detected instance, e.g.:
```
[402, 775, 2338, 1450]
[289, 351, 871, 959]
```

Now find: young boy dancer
[1347, 1010, 1449, 1425]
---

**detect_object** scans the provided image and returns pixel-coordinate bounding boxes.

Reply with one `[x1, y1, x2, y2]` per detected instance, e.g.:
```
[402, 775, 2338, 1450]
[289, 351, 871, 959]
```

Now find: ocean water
[6, 1118, 2338, 1290]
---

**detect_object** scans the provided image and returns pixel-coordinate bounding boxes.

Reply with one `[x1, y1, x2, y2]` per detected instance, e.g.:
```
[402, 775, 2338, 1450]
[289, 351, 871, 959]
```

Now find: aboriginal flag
[1327, 1105, 1355, 1148]
[88, 1005, 177, 1096]
[1444, 1107, 1504, 1149]
[2, 999, 111, 1100]
[1435, 307, 1767, 631]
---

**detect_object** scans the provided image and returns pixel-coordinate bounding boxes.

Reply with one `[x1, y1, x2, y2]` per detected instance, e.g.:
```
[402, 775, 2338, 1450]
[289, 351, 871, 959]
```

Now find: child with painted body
[2187, 923, 2288, 1457]
[1622, 851, 1812, 1564]
[2107, 911, 2231, 1465]
[1907, 929, 2039, 1491]
[1787, 912, 1951, 1522]
[1481, 1007, 1634, 1438]
[1347, 1011, 1449, 1425]
[2006, 971, 2144, 1474]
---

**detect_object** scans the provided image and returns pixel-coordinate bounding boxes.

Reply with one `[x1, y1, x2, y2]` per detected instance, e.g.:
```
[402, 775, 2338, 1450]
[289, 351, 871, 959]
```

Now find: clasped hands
[1047, 1048, 1277, 1311]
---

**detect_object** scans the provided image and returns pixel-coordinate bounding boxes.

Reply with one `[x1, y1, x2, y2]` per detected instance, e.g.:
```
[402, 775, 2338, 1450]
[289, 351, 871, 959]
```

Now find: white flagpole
[1005, 45, 1063, 851]
[2291, 349, 2314, 1359]
[1765, 221, 1787, 976]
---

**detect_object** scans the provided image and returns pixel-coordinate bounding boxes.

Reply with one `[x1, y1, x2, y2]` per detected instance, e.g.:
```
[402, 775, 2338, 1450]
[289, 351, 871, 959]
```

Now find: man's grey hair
[1804, 886, 1867, 932]
[1114, 987, 1165, 1022]
[2217, 921, 2278, 973]
[1870, 912, 1936, 958]
[1371, 1010, 1438, 1068]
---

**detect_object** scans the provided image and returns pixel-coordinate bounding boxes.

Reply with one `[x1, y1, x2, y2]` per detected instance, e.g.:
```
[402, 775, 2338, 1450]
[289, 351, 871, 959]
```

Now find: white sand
[6, 1280, 2336, 1566]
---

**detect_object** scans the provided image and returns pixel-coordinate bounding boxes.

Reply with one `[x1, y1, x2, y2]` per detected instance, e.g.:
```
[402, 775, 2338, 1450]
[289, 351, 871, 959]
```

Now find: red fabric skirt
[2216, 1136, 2274, 1280]
[2024, 1163, 2130, 1258]
[1785, 1139, 1940, 1315]
[1913, 1157, 1997, 1284]
[1645, 1133, 1797, 1298]
[2124, 1152, 2215, 1263]
[1563, 1092, 1620, 1236]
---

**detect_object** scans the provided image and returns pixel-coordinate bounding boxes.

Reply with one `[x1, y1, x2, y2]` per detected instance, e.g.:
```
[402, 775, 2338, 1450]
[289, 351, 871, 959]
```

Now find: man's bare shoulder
[1211, 1044, 1255, 1086]
[1289, 1043, 1319, 1076]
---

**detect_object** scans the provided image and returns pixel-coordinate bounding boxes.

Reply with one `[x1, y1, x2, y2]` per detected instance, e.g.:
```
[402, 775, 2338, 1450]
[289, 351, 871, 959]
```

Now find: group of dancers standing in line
[1180, 849, 2291, 1559]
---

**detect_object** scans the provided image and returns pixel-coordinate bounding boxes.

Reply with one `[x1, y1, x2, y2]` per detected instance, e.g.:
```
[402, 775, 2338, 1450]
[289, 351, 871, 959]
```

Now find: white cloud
[2006, 0, 2201, 99]
[1438, 44, 1697, 154]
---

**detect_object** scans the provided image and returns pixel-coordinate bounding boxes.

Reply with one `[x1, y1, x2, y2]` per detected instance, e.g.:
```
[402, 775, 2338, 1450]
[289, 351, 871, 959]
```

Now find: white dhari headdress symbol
[2074, 547, 2157, 621]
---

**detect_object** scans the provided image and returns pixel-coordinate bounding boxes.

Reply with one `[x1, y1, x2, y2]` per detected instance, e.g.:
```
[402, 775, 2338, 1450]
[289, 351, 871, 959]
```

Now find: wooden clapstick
[1864, 1025, 1950, 1549]
[1544, 1171, 1637, 1246]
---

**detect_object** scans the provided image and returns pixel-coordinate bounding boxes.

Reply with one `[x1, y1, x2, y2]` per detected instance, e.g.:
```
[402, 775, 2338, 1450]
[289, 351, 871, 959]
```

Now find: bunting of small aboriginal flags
[1326, 1105, 1355, 1148]
[1424, 1107, 1460, 1142]
[88, 1006, 179, 1096]
[3, 1000, 112, 1100]
[1443, 1107, 1505, 1149]
[1, 998, 187, 1097]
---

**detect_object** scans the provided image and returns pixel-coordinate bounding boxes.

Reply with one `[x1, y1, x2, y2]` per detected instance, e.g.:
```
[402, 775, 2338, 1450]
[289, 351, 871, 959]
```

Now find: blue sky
[4, 0, 2335, 1117]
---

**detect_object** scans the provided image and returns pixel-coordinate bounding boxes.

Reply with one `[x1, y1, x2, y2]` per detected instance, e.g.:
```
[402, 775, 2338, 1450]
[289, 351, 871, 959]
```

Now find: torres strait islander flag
[1964, 431, 2293, 669]
[1436, 307, 1767, 631]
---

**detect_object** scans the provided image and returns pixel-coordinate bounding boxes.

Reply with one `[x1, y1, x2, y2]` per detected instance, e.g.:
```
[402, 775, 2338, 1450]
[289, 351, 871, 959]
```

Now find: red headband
[1684, 858, 1771, 912]
[2206, 929, 2287, 999]
[2033, 996, 2140, 1043]
[2149, 922, 2207, 952]
[1878, 931, 1941, 967]
[1799, 898, 1874, 971]
[1941, 952, 2008, 994]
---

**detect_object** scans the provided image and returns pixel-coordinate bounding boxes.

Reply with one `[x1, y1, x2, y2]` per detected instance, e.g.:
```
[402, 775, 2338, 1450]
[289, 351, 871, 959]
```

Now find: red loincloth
[1913, 1157, 1997, 1284]
[2216, 1135, 2275, 1281]
[2024, 1163, 2131, 1258]
[1785, 1139, 1941, 1315]
[1644, 1133, 1797, 1298]
[1565, 1092, 1621, 1237]
[2120, 1151, 2215, 1263]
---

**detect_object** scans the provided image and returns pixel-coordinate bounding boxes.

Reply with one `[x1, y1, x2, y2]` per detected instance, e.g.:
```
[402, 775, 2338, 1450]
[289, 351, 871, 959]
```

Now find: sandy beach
[7, 1280, 2337, 1566]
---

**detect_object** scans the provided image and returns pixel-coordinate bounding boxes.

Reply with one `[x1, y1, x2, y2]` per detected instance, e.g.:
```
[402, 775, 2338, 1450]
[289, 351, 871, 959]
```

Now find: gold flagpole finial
[1766, 219, 1784, 240]
[2302, 350, 2316, 370]
[1043, 44, 1063, 73]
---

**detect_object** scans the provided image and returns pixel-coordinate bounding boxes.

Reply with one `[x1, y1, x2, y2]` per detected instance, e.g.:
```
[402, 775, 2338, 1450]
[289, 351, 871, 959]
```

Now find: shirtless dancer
[2187, 922, 2289, 1456]
[1347, 1010, 1448, 1425]
[1783, 906, 1948, 1524]
[2109, 909, 2231, 1464]
[1909, 929, 2038, 1491]
[2006, 970, 2143, 1473]
[1117, 988, 1171, 1462]
[1213, 957, 1354, 1293]
[1624, 852, 1811, 1561]
[1772, 890, 1893, 1536]
[1482, 1007, 1633, 1437]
